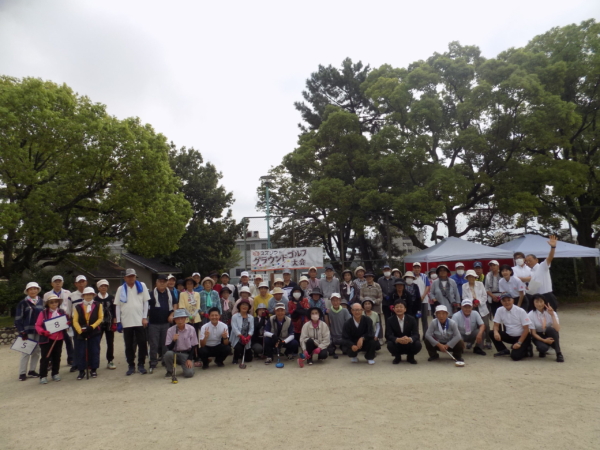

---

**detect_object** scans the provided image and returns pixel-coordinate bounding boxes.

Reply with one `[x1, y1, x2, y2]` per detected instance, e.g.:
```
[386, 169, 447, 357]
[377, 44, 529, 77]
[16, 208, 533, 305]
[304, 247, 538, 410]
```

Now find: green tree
[162, 146, 240, 276]
[0, 77, 191, 279]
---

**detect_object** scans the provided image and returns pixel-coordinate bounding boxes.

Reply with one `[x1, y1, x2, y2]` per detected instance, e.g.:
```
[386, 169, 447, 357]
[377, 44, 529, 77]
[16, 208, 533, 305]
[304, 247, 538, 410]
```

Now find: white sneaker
[52, 374, 61, 382]
[107, 361, 116, 370]
[39, 377, 48, 384]
[367, 360, 375, 365]
[350, 357, 358, 363]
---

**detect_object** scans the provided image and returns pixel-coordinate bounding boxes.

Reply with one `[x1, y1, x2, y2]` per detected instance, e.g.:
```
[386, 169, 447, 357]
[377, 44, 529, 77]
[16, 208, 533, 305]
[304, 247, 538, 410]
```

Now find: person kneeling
[299, 307, 331, 367]
[489, 294, 532, 361]
[163, 309, 198, 379]
[198, 308, 230, 369]
[424, 305, 464, 363]
[528, 294, 564, 362]
[264, 302, 298, 364]
[342, 303, 377, 365]
[386, 300, 422, 365]
[453, 300, 487, 356]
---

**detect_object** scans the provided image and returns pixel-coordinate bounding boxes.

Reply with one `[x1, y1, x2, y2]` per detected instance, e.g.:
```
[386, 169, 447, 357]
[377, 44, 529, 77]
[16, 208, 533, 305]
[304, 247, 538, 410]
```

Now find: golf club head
[172, 377, 178, 384]
[239, 363, 247, 369]
[275, 362, 284, 368]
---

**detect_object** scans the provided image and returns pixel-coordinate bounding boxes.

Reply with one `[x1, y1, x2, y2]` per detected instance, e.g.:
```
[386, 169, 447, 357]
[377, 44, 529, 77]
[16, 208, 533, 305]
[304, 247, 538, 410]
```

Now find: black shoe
[539, 352, 546, 358]
[70, 366, 78, 373]
[126, 366, 135, 376]
[77, 371, 85, 380]
[27, 370, 39, 378]
[427, 355, 440, 362]
[18, 374, 27, 381]
[455, 357, 464, 362]
[393, 356, 402, 365]
[91, 370, 97, 378]
[473, 347, 487, 356]
[556, 353, 564, 363]
[494, 349, 510, 357]
[216, 362, 224, 367]
[232, 359, 238, 365]
[138, 366, 147, 375]
[202, 364, 209, 370]
[165, 371, 172, 378]
[67, 359, 73, 366]
[333, 354, 338, 359]
[407, 356, 417, 364]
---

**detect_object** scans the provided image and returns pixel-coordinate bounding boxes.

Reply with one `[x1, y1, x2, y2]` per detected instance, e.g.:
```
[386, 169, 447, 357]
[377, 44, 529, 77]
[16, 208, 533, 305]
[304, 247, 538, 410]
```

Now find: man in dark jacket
[386, 300, 422, 364]
[342, 303, 377, 364]
[378, 264, 396, 322]
[147, 275, 175, 373]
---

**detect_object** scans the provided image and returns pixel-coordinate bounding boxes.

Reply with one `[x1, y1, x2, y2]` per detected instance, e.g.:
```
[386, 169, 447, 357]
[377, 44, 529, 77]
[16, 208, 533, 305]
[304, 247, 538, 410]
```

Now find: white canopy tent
[496, 234, 600, 259]
[403, 237, 514, 263]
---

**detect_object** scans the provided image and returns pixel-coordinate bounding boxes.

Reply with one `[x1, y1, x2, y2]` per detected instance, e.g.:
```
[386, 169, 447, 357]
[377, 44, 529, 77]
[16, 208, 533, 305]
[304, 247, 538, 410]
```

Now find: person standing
[352, 266, 368, 292]
[340, 269, 359, 307]
[198, 308, 230, 369]
[199, 277, 222, 320]
[288, 286, 309, 341]
[489, 294, 532, 361]
[411, 263, 431, 337]
[219, 273, 238, 300]
[267, 287, 288, 315]
[321, 264, 340, 310]
[341, 303, 377, 365]
[95, 279, 117, 370]
[424, 305, 464, 363]
[450, 262, 467, 297]
[230, 299, 254, 364]
[68, 275, 88, 373]
[15, 282, 43, 381]
[402, 272, 422, 320]
[114, 268, 151, 376]
[525, 235, 559, 311]
[378, 264, 396, 323]
[512, 252, 532, 283]
[430, 265, 461, 317]
[499, 265, 527, 310]
[385, 300, 422, 364]
[73, 287, 103, 380]
[307, 266, 321, 294]
[191, 272, 203, 293]
[485, 260, 502, 317]
[473, 262, 485, 282]
[282, 269, 297, 298]
[359, 272, 383, 339]
[35, 294, 66, 384]
[237, 271, 252, 295]
[43, 275, 73, 366]
[167, 274, 179, 302]
[462, 270, 491, 349]
[147, 275, 175, 374]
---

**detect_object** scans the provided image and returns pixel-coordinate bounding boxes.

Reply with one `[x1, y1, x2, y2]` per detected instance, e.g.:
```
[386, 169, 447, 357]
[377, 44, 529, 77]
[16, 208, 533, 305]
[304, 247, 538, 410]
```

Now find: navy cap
[473, 262, 483, 268]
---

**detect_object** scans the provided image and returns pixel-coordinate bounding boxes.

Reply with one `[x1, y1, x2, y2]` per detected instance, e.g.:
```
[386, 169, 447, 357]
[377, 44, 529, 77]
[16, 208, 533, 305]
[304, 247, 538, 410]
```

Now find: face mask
[383, 271, 391, 277]
[430, 274, 438, 280]
[516, 258, 524, 266]
[405, 278, 414, 285]
[311, 314, 320, 321]
[293, 292, 301, 299]
[456, 270, 465, 276]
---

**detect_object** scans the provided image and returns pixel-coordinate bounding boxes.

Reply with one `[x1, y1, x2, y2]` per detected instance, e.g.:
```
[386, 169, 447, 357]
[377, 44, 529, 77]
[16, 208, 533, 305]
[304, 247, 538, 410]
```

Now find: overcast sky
[1, 0, 598, 236]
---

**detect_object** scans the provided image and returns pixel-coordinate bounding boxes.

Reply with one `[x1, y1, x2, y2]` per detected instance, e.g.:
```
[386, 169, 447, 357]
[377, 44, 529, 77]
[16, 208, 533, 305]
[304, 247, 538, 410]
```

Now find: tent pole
[573, 258, 580, 296]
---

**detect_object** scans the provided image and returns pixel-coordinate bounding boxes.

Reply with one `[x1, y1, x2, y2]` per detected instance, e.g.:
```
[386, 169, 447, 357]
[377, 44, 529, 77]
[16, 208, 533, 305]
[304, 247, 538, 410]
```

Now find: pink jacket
[35, 309, 66, 342]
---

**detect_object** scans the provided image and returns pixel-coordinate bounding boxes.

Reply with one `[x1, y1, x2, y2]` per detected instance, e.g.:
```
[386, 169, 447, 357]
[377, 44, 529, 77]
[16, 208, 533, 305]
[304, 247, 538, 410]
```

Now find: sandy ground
[1, 303, 600, 450]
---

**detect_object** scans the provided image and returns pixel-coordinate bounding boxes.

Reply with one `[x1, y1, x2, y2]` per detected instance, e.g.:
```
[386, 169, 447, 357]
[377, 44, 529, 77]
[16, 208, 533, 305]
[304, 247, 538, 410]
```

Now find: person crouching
[163, 309, 198, 379]
[299, 307, 331, 367]
[453, 300, 487, 356]
[198, 307, 230, 369]
[424, 305, 464, 363]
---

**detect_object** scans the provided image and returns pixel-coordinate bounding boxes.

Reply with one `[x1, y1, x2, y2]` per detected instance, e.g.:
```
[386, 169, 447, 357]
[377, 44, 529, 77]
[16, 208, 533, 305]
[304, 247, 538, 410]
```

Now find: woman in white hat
[462, 269, 491, 349]
[73, 287, 103, 380]
[15, 282, 44, 381]
[199, 277, 221, 321]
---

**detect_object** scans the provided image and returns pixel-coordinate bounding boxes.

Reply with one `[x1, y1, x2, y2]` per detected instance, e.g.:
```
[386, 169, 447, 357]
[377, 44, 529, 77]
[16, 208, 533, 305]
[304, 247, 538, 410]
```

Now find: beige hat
[354, 266, 365, 276]
[254, 274, 264, 280]
[96, 279, 109, 288]
[403, 271, 415, 279]
[24, 282, 41, 295]
[259, 281, 269, 289]
[44, 294, 62, 306]
[412, 262, 421, 267]
[308, 266, 317, 272]
[201, 276, 214, 287]
[299, 276, 309, 283]
[455, 262, 465, 268]
[239, 286, 251, 294]
[488, 260, 499, 266]
[273, 277, 284, 285]
[82, 287, 96, 296]
[272, 287, 284, 295]
[465, 269, 477, 278]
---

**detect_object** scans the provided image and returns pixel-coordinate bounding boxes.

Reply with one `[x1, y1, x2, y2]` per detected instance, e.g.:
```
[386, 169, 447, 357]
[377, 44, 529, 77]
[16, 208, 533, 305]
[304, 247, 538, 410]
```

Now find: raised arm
[546, 235, 557, 266]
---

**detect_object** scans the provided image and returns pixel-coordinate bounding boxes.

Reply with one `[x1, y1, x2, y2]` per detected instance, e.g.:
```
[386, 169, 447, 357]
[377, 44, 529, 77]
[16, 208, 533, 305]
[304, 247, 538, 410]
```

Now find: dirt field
[1, 303, 599, 450]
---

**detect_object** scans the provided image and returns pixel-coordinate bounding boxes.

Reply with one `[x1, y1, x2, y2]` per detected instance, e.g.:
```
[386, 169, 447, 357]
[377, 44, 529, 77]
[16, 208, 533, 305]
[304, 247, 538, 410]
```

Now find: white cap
[413, 262, 421, 267]
[240, 271, 249, 278]
[82, 287, 96, 295]
[51, 275, 63, 282]
[239, 286, 251, 294]
[309, 266, 317, 272]
[192, 272, 201, 277]
[330, 292, 341, 299]
[435, 305, 448, 313]
[461, 299, 473, 307]
[96, 279, 109, 288]
[274, 302, 286, 311]
[125, 268, 137, 277]
[403, 271, 415, 279]
[24, 282, 41, 294]
[259, 281, 269, 289]
[455, 262, 465, 268]
[75, 275, 87, 282]
[299, 276, 309, 283]
[167, 274, 176, 280]
[488, 260, 499, 266]
[254, 274, 264, 280]
[465, 269, 477, 278]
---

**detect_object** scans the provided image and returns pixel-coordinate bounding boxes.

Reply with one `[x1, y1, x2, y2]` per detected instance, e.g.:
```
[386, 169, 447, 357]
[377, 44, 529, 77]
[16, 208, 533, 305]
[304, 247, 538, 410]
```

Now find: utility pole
[260, 175, 275, 249]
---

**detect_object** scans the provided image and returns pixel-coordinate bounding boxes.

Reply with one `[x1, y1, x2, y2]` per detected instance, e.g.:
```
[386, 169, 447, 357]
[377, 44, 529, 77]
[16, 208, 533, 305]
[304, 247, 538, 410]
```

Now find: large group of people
[13, 236, 564, 384]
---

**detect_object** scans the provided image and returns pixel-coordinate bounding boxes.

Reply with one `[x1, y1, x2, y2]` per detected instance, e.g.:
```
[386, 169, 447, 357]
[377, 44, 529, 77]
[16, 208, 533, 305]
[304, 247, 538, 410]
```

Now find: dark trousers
[343, 338, 377, 360]
[233, 342, 254, 362]
[515, 296, 529, 312]
[123, 326, 147, 367]
[543, 292, 558, 311]
[100, 327, 114, 362]
[327, 336, 345, 356]
[489, 330, 531, 361]
[198, 344, 230, 365]
[77, 334, 101, 371]
[63, 331, 73, 363]
[148, 322, 170, 368]
[425, 339, 464, 360]
[420, 304, 429, 337]
[490, 300, 501, 318]
[264, 337, 299, 358]
[382, 303, 393, 323]
[386, 340, 422, 358]
[305, 338, 328, 360]
[532, 327, 561, 354]
[40, 340, 63, 377]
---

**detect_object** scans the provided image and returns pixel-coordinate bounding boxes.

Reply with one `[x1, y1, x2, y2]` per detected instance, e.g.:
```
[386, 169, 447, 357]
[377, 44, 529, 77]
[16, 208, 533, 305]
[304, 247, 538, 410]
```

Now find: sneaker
[546, 348, 556, 356]
[148, 367, 154, 374]
[264, 358, 273, 365]
[18, 374, 27, 381]
[52, 374, 61, 382]
[107, 361, 116, 370]
[484, 340, 492, 349]
[393, 356, 402, 364]
[407, 356, 417, 365]
[367, 360, 375, 365]
[27, 370, 39, 378]
[287, 354, 295, 361]
[494, 349, 510, 357]
[126, 366, 135, 376]
[333, 354, 339, 359]
[539, 352, 546, 358]
[216, 362, 225, 367]
[350, 357, 358, 363]
[165, 371, 172, 378]
[427, 355, 440, 362]
[70, 366, 78, 373]
[556, 353, 564, 363]
[138, 366, 147, 375]
[39, 377, 48, 384]
[77, 371, 85, 380]
[473, 347, 487, 356]
[232, 359, 238, 365]
[297, 357, 304, 368]
[91, 370, 97, 378]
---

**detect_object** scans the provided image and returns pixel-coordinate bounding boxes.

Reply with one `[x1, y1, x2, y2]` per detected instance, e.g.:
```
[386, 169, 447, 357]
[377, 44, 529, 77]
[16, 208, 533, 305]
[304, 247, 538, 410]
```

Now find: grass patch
[0, 315, 15, 328]
[559, 289, 600, 305]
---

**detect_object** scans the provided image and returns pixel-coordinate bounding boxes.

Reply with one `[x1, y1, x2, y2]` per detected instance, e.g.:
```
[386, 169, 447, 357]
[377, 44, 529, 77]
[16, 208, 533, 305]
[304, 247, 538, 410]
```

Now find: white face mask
[311, 314, 320, 321]
[456, 269, 465, 276]
[383, 271, 391, 277]
[430, 274, 438, 280]
[293, 292, 301, 299]
[405, 278, 414, 285]
[515, 258, 524, 266]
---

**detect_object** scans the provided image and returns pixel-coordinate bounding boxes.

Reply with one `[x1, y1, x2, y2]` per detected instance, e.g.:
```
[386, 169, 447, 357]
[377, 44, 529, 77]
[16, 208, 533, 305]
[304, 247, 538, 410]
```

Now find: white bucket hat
[24, 282, 41, 294]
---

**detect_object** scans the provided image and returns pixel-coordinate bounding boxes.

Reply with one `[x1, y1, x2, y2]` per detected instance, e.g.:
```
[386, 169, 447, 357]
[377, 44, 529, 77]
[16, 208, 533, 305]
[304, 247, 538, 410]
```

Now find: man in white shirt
[198, 307, 230, 368]
[489, 293, 532, 361]
[525, 235, 558, 311]
[512, 252, 532, 283]
[114, 268, 151, 376]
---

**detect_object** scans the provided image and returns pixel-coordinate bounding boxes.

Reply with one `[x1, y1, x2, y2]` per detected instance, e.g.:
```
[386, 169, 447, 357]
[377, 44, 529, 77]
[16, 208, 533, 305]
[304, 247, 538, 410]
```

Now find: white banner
[250, 247, 323, 271]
